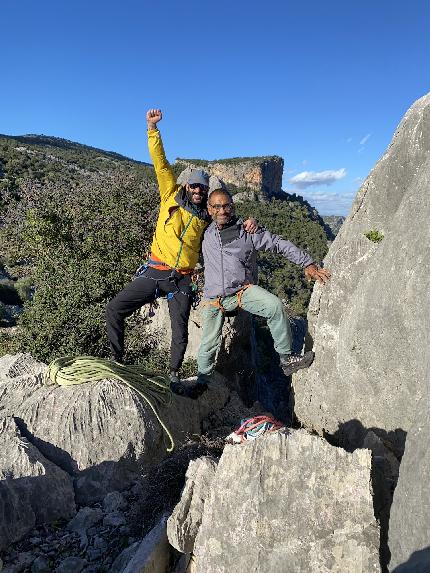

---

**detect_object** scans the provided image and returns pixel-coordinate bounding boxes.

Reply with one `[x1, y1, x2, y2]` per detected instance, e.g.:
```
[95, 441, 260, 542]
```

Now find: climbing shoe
[170, 377, 208, 400]
[169, 370, 180, 386]
[280, 351, 315, 376]
[196, 372, 212, 386]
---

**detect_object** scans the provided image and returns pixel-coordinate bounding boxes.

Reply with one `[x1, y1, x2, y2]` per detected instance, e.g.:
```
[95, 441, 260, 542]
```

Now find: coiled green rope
[45, 356, 175, 452]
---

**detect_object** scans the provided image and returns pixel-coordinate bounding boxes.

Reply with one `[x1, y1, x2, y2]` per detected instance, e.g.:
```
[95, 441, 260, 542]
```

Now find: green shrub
[364, 230, 384, 243]
[0, 330, 17, 356]
[15, 276, 34, 302]
[0, 176, 159, 363]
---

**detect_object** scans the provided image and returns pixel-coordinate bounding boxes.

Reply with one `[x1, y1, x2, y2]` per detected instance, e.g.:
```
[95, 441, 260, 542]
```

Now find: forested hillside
[0, 133, 153, 201]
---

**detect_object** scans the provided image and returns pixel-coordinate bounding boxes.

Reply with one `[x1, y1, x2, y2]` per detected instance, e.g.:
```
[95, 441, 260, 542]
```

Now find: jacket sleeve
[250, 227, 314, 267]
[147, 129, 177, 202]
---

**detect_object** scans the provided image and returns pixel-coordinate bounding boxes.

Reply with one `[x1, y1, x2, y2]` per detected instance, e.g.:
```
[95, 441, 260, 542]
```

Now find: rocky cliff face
[168, 431, 381, 573]
[294, 92, 430, 454]
[292, 92, 430, 570]
[176, 156, 284, 200]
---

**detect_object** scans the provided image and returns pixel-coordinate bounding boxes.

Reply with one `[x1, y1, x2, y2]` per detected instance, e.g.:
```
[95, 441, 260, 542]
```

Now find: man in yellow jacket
[106, 109, 256, 388]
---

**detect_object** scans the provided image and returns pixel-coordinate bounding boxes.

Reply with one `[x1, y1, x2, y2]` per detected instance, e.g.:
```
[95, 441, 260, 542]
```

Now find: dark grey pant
[106, 268, 192, 371]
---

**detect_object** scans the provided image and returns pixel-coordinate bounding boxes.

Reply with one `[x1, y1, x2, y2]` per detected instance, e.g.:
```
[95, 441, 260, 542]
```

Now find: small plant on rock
[364, 230, 384, 243]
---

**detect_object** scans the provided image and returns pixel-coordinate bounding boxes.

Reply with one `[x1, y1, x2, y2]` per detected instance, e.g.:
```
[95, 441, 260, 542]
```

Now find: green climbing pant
[197, 285, 293, 375]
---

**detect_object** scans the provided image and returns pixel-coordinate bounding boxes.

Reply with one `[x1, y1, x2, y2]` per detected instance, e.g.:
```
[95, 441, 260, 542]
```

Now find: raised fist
[146, 108, 162, 125]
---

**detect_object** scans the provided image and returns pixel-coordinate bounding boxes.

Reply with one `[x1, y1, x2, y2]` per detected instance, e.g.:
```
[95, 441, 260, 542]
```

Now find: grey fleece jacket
[202, 218, 314, 298]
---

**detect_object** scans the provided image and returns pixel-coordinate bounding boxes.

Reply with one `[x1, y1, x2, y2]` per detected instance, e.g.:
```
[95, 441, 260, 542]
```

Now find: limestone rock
[391, 548, 430, 572]
[294, 92, 430, 455]
[0, 354, 229, 505]
[176, 157, 284, 201]
[0, 353, 46, 405]
[109, 541, 140, 573]
[31, 556, 51, 573]
[193, 430, 380, 573]
[388, 393, 430, 571]
[1, 551, 34, 573]
[0, 417, 75, 551]
[123, 515, 170, 573]
[55, 557, 87, 573]
[167, 456, 217, 553]
[0, 353, 45, 381]
[141, 299, 253, 376]
[67, 507, 103, 549]
[103, 491, 127, 513]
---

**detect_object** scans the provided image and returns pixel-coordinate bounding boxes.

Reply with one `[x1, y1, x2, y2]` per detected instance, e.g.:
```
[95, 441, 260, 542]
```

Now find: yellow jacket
[148, 129, 209, 271]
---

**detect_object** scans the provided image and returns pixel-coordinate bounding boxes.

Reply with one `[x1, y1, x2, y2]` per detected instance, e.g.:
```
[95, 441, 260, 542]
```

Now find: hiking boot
[169, 370, 180, 386]
[170, 376, 209, 400]
[196, 372, 212, 386]
[280, 351, 315, 376]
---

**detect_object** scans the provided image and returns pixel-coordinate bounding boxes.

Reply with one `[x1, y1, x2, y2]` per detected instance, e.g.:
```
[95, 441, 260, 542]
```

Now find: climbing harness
[134, 251, 202, 314]
[225, 415, 285, 444]
[45, 356, 175, 452]
[204, 284, 252, 313]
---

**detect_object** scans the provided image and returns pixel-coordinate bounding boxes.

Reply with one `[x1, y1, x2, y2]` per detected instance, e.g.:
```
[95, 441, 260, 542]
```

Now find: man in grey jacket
[182, 188, 330, 399]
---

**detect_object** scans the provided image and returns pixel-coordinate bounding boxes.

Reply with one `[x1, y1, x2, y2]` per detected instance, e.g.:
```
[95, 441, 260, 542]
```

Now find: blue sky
[2, 0, 429, 215]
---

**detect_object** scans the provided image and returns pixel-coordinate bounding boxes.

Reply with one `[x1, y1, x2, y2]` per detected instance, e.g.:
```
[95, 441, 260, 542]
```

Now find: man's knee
[105, 299, 117, 320]
[266, 296, 285, 318]
[171, 325, 188, 346]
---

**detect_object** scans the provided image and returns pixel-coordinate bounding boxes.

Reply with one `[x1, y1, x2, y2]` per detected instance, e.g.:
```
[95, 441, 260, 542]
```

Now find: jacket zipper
[174, 214, 194, 269]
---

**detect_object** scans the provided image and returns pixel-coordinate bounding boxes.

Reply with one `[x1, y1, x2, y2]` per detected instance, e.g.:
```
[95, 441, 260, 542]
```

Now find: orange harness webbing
[147, 252, 194, 275]
[205, 284, 252, 312]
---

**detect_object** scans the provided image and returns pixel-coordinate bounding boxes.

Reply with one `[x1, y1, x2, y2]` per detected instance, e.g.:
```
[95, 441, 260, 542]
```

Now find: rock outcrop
[294, 92, 430, 456]
[0, 416, 75, 551]
[0, 353, 229, 505]
[388, 391, 430, 571]
[391, 548, 430, 573]
[167, 456, 217, 554]
[176, 156, 284, 201]
[169, 430, 381, 572]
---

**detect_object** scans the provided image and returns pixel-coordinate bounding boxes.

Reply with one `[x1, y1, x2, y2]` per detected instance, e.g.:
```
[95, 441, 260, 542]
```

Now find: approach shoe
[280, 351, 315, 377]
[170, 376, 208, 400]
[168, 370, 180, 386]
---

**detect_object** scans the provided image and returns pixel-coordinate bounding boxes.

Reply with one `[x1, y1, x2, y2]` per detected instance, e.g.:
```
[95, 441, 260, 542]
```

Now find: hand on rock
[304, 264, 331, 284]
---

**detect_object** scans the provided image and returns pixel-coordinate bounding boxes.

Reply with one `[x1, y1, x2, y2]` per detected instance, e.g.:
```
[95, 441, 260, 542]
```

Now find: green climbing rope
[45, 356, 175, 452]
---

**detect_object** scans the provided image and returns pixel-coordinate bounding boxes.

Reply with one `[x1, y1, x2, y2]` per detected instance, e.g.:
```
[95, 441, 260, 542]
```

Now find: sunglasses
[189, 183, 209, 192]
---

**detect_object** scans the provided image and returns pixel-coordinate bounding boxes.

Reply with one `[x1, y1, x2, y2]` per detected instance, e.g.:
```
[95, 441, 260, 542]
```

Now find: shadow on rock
[325, 419, 407, 573]
[391, 546, 430, 572]
[236, 315, 308, 425]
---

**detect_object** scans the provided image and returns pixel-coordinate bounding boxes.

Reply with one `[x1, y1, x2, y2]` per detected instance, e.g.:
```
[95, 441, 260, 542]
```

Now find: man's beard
[187, 189, 207, 206]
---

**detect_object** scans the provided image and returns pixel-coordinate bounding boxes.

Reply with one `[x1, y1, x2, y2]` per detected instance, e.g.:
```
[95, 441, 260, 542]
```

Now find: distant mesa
[175, 156, 284, 202]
